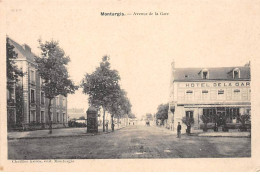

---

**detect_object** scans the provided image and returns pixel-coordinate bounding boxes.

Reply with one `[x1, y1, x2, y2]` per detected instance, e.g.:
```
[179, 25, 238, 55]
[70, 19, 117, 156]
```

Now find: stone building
[168, 60, 251, 132]
[7, 37, 68, 130]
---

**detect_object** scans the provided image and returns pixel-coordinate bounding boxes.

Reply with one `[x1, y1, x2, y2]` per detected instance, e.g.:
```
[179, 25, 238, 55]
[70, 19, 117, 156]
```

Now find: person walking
[105, 121, 108, 132]
[177, 122, 182, 138]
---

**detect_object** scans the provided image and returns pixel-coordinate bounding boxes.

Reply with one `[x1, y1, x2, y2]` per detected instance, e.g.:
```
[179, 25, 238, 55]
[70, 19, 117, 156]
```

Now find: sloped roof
[174, 66, 250, 81]
[7, 37, 36, 63]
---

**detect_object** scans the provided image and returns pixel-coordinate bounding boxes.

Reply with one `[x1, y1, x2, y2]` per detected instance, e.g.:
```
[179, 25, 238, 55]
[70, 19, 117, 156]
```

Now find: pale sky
[4, 0, 259, 118]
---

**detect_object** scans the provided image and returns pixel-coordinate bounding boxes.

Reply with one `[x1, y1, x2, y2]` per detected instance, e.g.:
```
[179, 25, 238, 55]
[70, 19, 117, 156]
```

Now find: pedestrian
[177, 122, 182, 138]
[105, 121, 108, 132]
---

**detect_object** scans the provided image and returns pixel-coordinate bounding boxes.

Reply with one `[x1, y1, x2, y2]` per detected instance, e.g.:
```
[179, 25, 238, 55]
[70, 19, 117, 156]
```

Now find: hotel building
[168, 61, 251, 132]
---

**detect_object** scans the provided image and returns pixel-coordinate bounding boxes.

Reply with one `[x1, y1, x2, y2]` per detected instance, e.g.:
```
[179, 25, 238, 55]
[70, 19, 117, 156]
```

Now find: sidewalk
[153, 125, 250, 138]
[8, 125, 126, 140]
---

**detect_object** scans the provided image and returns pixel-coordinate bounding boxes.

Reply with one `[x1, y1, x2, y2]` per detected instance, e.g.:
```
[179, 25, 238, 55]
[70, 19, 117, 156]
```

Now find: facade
[168, 61, 251, 132]
[7, 38, 68, 129]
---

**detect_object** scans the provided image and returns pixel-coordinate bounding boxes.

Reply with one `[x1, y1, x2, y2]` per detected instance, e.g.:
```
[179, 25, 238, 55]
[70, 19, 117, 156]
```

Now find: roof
[174, 66, 250, 81]
[7, 37, 36, 63]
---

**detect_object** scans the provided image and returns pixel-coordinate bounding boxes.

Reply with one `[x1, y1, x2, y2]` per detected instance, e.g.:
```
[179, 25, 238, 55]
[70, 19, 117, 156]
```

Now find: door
[186, 111, 194, 122]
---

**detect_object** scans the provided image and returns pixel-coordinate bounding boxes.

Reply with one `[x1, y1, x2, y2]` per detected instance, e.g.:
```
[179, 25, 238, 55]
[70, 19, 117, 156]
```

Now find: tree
[182, 116, 194, 134]
[35, 40, 77, 134]
[6, 37, 23, 91]
[156, 104, 169, 125]
[6, 37, 24, 128]
[200, 115, 210, 132]
[81, 55, 122, 132]
[79, 116, 86, 120]
[128, 113, 136, 119]
[237, 114, 250, 131]
[106, 88, 132, 131]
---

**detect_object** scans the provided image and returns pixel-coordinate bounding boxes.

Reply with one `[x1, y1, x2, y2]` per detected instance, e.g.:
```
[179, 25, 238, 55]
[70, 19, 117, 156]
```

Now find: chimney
[171, 59, 175, 69]
[22, 44, 31, 53]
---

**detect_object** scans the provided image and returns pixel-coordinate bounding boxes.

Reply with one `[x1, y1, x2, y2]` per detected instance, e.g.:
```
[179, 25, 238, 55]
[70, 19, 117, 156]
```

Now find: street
[8, 125, 251, 159]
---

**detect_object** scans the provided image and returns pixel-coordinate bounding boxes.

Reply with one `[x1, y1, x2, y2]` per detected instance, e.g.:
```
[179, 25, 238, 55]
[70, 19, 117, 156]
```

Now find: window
[30, 69, 35, 84]
[30, 89, 35, 103]
[233, 89, 241, 100]
[233, 68, 240, 79]
[246, 109, 251, 115]
[30, 110, 36, 123]
[218, 90, 224, 95]
[50, 112, 53, 121]
[201, 69, 209, 79]
[226, 108, 239, 118]
[41, 111, 45, 123]
[202, 90, 209, 100]
[62, 97, 66, 106]
[202, 108, 216, 122]
[56, 96, 59, 106]
[186, 90, 193, 101]
[40, 77, 44, 86]
[203, 72, 208, 79]
[57, 112, 59, 123]
[41, 91, 45, 104]
[7, 87, 15, 102]
[203, 108, 216, 116]
[63, 113, 66, 123]
[218, 90, 225, 100]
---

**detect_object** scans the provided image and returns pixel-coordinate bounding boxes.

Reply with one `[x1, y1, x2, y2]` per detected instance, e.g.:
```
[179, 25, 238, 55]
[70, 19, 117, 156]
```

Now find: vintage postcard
[0, 0, 260, 172]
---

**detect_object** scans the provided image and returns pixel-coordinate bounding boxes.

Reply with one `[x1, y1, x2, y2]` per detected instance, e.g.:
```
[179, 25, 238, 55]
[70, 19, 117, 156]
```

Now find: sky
[4, 0, 259, 118]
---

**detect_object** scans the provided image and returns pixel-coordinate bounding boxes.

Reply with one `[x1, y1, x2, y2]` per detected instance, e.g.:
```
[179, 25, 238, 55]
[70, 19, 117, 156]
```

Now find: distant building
[7, 37, 68, 130]
[67, 108, 85, 120]
[168, 60, 251, 132]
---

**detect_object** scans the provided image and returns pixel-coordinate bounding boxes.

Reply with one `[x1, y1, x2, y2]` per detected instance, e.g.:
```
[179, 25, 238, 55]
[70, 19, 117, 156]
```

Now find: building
[7, 37, 68, 130]
[67, 108, 85, 120]
[168, 61, 251, 132]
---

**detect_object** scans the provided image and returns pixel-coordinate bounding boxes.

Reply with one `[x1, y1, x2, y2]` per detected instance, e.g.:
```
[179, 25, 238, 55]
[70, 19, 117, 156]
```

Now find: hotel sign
[179, 81, 250, 88]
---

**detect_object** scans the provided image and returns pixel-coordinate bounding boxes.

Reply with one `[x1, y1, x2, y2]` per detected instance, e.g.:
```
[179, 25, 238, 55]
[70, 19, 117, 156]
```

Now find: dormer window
[233, 68, 240, 79]
[201, 69, 209, 79]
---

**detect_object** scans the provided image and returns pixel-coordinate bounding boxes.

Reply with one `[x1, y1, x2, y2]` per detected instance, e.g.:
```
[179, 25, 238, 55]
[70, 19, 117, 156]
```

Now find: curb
[8, 126, 127, 140]
[195, 135, 251, 138]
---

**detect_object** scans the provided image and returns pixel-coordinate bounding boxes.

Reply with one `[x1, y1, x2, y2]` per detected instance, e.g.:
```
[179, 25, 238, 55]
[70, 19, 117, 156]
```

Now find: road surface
[8, 125, 251, 159]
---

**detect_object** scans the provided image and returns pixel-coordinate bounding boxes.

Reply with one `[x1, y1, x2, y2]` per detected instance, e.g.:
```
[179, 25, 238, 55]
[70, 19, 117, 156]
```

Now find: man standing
[177, 122, 182, 138]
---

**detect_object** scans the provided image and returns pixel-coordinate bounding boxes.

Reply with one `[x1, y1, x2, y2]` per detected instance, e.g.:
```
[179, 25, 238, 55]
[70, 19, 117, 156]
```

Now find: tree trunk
[103, 108, 105, 132]
[117, 116, 119, 128]
[111, 114, 114, 131]
[203, 123, 207, 132]
[48, 98, 53, 134]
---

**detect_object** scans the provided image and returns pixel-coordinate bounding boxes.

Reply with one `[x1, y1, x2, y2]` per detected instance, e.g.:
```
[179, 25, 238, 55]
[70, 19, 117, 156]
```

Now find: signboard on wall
[178, 81, 250, 88]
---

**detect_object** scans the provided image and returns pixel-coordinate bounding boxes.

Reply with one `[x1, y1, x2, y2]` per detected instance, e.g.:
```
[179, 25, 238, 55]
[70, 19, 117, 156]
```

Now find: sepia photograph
[0, 0, 260, 172]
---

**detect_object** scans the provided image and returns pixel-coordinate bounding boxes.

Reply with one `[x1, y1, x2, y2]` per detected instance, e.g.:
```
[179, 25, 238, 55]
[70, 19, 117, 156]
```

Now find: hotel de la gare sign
[179, 81, 250, 88]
